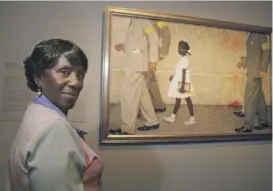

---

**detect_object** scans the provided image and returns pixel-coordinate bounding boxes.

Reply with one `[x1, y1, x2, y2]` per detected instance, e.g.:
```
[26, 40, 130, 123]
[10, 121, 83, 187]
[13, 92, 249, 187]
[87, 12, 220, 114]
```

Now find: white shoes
[163, 116, 196, 125]
[163, 116, 176, 124]
[184, 118, 196, 125]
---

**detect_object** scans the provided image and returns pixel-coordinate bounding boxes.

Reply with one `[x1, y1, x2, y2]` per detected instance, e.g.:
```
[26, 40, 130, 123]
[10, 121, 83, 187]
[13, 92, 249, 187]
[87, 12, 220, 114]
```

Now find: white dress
[168, 56, 195, 99]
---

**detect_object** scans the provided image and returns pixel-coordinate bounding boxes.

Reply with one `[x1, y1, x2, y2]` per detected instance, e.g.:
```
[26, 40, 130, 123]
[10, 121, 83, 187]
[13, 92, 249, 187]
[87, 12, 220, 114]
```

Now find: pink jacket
[6, 103, 103, 191]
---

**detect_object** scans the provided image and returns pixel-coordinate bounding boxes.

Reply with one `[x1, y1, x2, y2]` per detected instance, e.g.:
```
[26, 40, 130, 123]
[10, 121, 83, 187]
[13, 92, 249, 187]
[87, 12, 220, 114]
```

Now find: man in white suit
[110, 17, 160, 135]
[137, 20, 171, 117]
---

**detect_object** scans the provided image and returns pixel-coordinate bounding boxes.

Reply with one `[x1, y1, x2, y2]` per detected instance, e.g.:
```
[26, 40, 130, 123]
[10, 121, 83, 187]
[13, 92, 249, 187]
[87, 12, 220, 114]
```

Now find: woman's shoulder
[9, 104, 80, 168]
[25, 103, 66, 122]
[17, 103, 75, 149]
[21, 104, 81, 151]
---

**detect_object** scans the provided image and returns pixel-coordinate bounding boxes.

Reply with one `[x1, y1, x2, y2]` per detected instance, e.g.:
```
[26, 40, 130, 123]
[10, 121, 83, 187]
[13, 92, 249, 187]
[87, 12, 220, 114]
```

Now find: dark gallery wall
[0, 1, 271, 191]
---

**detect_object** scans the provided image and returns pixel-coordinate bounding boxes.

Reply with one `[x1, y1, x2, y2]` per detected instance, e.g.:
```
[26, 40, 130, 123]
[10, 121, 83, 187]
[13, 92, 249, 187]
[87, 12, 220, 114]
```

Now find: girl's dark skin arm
[169, 74, 174, 81]
[179, 69, 186, 93]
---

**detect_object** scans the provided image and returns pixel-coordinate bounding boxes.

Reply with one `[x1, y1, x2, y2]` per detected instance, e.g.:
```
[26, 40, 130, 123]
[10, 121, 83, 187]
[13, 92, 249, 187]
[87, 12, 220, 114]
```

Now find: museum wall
[0, 2, 271, 191]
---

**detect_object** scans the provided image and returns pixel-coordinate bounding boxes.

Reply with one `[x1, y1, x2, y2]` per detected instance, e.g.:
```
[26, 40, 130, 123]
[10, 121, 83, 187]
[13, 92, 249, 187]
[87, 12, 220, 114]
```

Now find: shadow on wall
[99, 147, 164, 191]
[0, 122, 21, 190]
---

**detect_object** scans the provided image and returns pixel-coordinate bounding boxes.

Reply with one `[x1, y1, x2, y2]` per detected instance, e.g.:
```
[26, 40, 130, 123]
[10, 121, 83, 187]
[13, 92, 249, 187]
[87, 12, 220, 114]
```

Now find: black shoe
[109, 128, 131, 135]
[137, 124, 160, 131]
[154, 107, 166, 113]
[138, 107, 166, 118]
[108, 129, 117, 134]
[254, 123, 271, 130]
[235, 126, 252, 133]
[233, 111, 245, 117]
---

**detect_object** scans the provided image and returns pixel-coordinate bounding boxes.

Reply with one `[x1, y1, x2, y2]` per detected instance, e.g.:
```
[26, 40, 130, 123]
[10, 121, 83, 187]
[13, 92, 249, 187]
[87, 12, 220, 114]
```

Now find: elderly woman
[6, 39, 103, 190]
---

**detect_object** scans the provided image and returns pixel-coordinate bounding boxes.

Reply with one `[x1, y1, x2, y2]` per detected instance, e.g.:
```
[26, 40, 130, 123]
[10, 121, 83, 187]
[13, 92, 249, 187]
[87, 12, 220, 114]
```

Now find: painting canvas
[100, 7, 272, 144]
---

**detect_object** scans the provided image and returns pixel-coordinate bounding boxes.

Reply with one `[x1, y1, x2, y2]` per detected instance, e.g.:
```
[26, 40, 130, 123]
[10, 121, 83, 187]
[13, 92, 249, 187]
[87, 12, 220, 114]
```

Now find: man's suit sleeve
[259, 33, 270, 73]
[143, 20, 159, 63]
[116, 17, 131, 44]
[24, 120, 84, 191]
[156, 21, 171, 58]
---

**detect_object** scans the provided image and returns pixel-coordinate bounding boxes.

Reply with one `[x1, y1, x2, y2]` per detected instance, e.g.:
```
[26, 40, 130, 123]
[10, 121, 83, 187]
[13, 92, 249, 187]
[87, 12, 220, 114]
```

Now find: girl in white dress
[163, 40, 196, 125]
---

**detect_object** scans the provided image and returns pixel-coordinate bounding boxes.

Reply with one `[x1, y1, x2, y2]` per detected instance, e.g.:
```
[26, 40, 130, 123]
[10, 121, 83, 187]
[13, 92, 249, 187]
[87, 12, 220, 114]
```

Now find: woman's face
[39, 56, 85, 114]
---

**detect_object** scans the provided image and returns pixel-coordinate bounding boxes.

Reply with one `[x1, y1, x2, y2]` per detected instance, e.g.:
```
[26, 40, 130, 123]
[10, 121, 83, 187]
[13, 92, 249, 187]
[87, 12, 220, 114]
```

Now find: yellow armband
[261, 42, 270, 51]
[144, 27, 153, 35]
[156, 21, 167, 29]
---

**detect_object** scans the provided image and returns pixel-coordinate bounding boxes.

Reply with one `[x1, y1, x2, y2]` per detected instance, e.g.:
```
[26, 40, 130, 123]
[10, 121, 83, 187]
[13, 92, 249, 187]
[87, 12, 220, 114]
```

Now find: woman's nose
[68, 72, 83, 87]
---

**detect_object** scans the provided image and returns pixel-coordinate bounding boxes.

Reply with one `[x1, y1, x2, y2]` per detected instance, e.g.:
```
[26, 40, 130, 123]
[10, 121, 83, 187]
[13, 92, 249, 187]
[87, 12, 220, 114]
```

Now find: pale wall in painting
[109, 16, 272, 105]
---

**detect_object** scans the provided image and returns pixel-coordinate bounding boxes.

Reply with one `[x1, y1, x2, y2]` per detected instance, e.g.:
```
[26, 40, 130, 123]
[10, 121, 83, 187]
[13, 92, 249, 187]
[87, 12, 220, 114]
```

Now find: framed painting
[99, 7, 272, 145]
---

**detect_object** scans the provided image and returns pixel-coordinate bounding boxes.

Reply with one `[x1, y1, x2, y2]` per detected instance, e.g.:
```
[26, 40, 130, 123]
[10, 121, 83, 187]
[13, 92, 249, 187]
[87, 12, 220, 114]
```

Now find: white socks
[189, 116, 195, 121]
[171, 113, 176, 118]
[185, 116, 196, 125]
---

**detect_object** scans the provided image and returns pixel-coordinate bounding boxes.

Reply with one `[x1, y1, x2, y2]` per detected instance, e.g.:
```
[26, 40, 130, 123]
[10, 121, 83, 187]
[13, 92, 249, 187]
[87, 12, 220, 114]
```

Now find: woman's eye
[60, 71, 70, 77]
[77, 72, 85, 80]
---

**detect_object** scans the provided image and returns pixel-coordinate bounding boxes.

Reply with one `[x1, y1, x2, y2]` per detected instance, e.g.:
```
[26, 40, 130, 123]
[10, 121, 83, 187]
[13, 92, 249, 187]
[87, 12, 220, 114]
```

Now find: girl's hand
[179, 86, 185, 93]
[260, 71, 266, 78]
[149, 62, 157, 72]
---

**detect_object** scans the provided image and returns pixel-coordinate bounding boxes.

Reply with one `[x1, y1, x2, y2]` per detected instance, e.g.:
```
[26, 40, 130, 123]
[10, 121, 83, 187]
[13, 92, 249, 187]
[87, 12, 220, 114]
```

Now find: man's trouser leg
[244, 78, 267, 130]
[140, 73, 159, 126]
[241, 69, 259, 126]
[256, 82, 268, 125]
[120, 72, 143, 134]
[146, 71, 165, 110]
[241, 69, 247, 113]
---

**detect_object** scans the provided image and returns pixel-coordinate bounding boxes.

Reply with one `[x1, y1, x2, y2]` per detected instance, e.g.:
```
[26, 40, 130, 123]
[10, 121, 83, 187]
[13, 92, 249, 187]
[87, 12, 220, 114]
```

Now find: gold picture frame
[100, 7, 272, 145]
